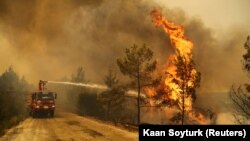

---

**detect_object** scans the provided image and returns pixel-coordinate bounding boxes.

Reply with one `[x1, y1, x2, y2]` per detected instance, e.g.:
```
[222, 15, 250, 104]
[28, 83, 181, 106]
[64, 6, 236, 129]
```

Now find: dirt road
[0, 112, 138, 141]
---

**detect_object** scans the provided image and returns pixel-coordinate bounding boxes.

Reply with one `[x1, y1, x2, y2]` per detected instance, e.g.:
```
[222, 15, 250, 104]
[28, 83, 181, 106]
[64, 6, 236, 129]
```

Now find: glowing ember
[145, 87, 157, 106]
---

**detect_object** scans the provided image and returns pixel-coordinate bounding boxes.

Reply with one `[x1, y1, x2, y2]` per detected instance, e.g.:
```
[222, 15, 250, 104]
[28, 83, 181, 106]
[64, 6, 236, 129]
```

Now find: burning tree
[229, 35, 250, 124]
[150, 9, 201, 125]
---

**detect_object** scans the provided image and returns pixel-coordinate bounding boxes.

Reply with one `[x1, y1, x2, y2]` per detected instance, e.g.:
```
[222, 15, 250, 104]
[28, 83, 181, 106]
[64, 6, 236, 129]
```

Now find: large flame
[149, 9, 208, 124]
[150, 9, 196, 110]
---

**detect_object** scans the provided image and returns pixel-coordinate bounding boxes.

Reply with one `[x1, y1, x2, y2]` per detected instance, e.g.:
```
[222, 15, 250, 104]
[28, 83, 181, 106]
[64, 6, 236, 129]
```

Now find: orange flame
[187, 111, 209, 124]
[150, 9, 197, 111]
[146, 9, 211, 124]
[145, 87, 157, 106]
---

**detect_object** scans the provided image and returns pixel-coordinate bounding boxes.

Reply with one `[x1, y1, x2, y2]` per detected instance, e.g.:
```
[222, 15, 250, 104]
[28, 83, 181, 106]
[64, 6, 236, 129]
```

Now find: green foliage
[98, 86, 126, 121]
[64, 66, 137, 124]
[104, 69, 119, 88]
[0, 115, 25, 136]
[243, 36, 250, 72]
[117, 44, 157, 85]
[65, 66, 88, 113]
[229, 85, 250, 124]
[67, 66, 105, 118]
[0, 67, 31, 134]
[78, 91, 105, 118]
[230, 36, 250, 124]
[244, 36, 250, 50]
[117, 44, 157, 124]
[71, 67, 86, 83]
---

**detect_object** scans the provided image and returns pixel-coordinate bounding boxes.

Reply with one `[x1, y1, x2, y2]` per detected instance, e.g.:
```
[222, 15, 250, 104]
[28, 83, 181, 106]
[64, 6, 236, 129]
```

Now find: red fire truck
[28, 80, 57, 118]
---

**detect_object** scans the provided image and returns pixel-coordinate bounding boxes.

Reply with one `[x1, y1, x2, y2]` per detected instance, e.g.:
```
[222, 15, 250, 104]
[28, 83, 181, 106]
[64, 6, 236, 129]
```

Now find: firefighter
[39, 80, 43, 91]
[38, 80, 47, 91]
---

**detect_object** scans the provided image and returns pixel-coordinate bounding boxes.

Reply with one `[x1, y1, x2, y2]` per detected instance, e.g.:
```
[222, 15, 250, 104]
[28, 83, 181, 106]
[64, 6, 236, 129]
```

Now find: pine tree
[117, 44, 156, 124]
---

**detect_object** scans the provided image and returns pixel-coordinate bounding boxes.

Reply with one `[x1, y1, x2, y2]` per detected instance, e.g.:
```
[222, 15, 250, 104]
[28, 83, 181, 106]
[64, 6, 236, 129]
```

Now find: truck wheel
[32, 111, 36, 118]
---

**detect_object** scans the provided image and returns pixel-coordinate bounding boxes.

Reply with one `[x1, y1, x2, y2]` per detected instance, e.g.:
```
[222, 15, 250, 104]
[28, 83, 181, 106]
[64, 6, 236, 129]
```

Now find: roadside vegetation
[229, 36, 250, 124]
[0, 67, 32, 136]
[49, 44, 156, 130]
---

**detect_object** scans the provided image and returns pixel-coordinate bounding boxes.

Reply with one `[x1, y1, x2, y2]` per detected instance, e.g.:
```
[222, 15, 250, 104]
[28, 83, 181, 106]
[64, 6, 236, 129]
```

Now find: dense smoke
[0, 0, 248, 122]
[0, 0, 170, 84]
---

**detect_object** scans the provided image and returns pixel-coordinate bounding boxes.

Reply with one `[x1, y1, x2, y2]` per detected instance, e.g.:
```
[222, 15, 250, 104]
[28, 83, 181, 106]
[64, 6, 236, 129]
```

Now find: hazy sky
[155, 0, 250, 30]
[0, 0, 248, 88]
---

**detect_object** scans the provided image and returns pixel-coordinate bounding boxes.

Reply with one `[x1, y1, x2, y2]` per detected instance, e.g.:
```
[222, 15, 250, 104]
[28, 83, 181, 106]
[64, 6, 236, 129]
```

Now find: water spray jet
[47, 81, 144, 97]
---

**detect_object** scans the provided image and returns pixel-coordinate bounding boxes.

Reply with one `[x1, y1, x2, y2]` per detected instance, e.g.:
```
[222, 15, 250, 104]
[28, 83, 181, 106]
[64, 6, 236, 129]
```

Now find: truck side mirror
[55, 93, 57, 99]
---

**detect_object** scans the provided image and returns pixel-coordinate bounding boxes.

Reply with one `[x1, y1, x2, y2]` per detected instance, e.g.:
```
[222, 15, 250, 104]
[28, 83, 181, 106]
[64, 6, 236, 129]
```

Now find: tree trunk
[181, 91, 185, 125]
[137, 73, 141, 125]
[137, 61, 141, 125]
[181, 59, 187, 125]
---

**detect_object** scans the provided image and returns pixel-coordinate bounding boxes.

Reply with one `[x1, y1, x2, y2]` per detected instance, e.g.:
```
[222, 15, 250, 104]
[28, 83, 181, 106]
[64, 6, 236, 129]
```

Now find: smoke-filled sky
[156, 0, 250, 30]
[0, 0, 249, 95]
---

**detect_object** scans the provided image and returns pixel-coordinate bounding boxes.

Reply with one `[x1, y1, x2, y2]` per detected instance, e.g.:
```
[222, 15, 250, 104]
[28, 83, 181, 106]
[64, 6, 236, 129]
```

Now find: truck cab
[29, 91, 57, 118]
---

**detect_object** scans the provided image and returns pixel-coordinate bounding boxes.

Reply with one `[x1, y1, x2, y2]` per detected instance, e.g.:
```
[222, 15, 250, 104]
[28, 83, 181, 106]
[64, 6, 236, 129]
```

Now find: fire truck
[28, 80, 57, 118]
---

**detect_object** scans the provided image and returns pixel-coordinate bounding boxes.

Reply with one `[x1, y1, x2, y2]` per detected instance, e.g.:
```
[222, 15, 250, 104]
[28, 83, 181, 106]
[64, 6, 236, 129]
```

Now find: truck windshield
[37, 92, 54, 100]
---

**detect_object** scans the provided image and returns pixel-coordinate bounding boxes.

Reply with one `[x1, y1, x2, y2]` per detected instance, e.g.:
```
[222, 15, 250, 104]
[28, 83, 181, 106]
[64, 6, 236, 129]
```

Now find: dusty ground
[0, 112, 138, 141]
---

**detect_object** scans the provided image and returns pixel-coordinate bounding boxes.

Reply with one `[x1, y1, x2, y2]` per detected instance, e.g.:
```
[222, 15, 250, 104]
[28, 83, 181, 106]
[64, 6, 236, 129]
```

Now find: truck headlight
[52, 105, 55, 108]
[35, 105, 40, 108]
